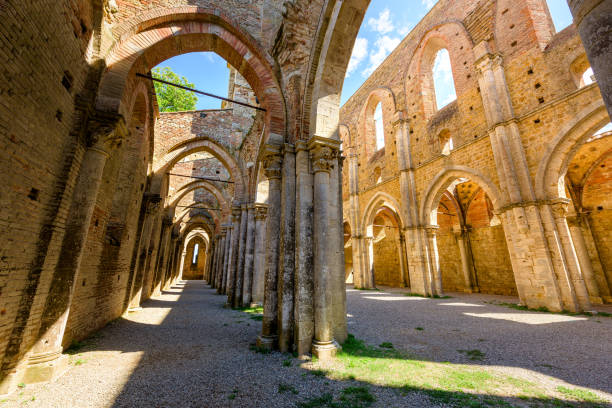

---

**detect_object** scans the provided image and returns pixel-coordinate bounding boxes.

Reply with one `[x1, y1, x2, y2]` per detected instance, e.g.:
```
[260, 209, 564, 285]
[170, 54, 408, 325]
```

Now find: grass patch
[297, 387, 375, 408]
[490, 301, 612, 319]
[249, 344, 271, 354]
[557, 386, 607, 404]
[74, 358, 86, 366]
[278, 383, 298, 394]
[236, 305, 264, 321]
[458, 349, 485, 361]
[354, 287, 381, 291]
[304, 334, 609, 407]
[378, 342, 394, 349]
[310, 369, 327, 377]
[415, 327, 424, 331]
[283, 358, 292, 367]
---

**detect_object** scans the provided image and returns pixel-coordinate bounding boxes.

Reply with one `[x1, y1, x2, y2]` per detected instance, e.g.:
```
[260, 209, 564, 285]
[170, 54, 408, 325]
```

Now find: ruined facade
[0, 0, 610, 396]
[340, 0, 612, 315]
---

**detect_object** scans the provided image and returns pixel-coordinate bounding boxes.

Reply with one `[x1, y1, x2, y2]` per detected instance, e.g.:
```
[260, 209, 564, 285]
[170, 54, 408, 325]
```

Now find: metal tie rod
[137, 73, 266, 112]
[176, 205, 222, 211]
[168, 173, 234, 184]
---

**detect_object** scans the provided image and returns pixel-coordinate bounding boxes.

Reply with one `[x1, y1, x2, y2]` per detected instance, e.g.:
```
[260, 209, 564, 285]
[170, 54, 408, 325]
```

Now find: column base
[603, 296, 612, 304]
[21, 350, 69, 387]
[588, 296, 603, 305]
[312, 339, 337, 361]
[249, 302, 262, 308]
[256, 335, 277, 350]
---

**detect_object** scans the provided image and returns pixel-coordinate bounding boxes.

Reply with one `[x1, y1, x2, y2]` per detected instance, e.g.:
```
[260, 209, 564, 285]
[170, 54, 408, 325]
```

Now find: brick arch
[420, 166, 504, 226]
[535, 100, 609, 200]
[158, 138, 246, 201]
[358, 88, 397, 160]
[180, 215, 216, 240]
[361, 191, 405, 233]
[96, 10, 286, 144]
[175, 205, 222, 232]
[168, 180, 230, 216]
[405, 22, 474, 119]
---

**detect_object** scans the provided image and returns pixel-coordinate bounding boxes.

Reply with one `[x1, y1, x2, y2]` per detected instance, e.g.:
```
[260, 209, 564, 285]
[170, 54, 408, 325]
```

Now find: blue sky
[154, 1, 573, 110]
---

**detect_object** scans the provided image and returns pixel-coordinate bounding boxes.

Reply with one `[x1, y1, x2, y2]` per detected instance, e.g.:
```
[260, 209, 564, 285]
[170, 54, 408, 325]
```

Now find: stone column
[425, 226, 442, 295]
[153, 218, 173, 296]
[227, 206, 242, 307]
[128, 197, 160, 310]
[257, 145, 283, 350]
[294, 141, 314, 356]
[309, 136, 340, 360]
[215, 231, 226, 290]
[567, 0, 612, 117]
[455, 229, 476, 293]
[397, 233, 409, 288]
[567, 214, 603, 303]
[278, 143, 296, 352]
[221, 224, 232, 295]
[23, 120, 124, 385]
[330, 152, 347, 343]
[365, 235, 375, 289]
[242, 204, 256, 306]
[252, 204, 268, 304]
[232, 205, 247, 308]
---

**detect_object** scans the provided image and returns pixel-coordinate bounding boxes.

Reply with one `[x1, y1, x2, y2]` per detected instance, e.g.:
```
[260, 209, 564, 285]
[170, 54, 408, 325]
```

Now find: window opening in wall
[580, 67, 595, 87]
[432, 49, 456, 110]
[192, 243, 199, 265]
[545, 0, 573, 33]
[439, 130, 453, 155]
[374, 102, 385, 150]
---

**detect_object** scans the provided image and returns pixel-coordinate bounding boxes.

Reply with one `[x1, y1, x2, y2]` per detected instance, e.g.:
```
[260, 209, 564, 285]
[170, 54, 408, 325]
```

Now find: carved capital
[86, 114, 126, 154]
[231, 206, 242, 221]
[308, 136, 341, 174]
[262, 145, 283, 180]
[425, 225, 440, 237]
[550, 198, 571, 219]
[144, 193, 162, 214]
[254, 203, 268, 220]
[475, 53, 503, 75]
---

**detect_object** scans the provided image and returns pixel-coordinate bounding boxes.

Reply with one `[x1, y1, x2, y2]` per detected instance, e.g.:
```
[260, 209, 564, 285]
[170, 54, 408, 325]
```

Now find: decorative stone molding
[550, 198, 572, 219]
[262, 145, 283, 180]
[424, 225, 440, 237]
[86, 114, 126, 155]
[308, 136, 340, 174]
[474, 52, 503, 75]
[144, 193, 162, 214]
[254, 203, 268, 220]
[231, 206, 242, 220]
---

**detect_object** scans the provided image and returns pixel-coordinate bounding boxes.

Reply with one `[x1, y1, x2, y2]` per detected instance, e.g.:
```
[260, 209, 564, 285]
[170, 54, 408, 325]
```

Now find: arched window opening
[192, 243, 199, 265]
[545, 0, 573, 33]
[580, 67, 595, 88]
[374, 102, 385, 150]
[432, 49, 456, 110]
[439, 129, 453, 156]
[374, 167, 382, 184]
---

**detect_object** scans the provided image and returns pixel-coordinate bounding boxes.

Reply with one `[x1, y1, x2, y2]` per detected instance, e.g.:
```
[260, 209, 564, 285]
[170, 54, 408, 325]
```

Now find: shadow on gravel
[64, 281, 609, 408]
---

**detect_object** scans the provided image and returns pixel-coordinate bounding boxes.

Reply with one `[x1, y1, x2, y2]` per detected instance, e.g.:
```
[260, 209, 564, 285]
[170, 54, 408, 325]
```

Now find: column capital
[425, 224, 440, 236]
[391, 110, 410, 128]
[474, 52, 503, 75]
[254, 203, 268, 220]
[550, 197, 572, 218]
[308, 136, 340, 174]
[262, 144, 283, 180]
[231, 206, 242, 220]
[86, 113, 126, 155]
[144, 193, 162, 214]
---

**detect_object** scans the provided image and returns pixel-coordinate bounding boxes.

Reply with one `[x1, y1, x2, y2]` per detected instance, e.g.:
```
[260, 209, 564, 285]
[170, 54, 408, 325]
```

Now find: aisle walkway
[2, 282, 611, 407]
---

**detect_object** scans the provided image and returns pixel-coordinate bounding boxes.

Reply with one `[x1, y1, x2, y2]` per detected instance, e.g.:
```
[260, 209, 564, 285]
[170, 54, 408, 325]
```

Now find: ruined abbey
[0, 0, 610, 406]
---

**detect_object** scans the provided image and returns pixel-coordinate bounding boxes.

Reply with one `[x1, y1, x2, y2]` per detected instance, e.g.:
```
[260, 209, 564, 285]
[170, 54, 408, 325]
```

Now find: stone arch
[175, 206, 222, 232]
[157, 138, 246, 201]
[304, 0, 371, 140]
[535, 100, 609, 200]
[358, 88, 397, 160]
[361, 192, 405, 234]
[96, 8, 286, 144]
[420, 166, 504, 226]
[168, 180, 230, 213]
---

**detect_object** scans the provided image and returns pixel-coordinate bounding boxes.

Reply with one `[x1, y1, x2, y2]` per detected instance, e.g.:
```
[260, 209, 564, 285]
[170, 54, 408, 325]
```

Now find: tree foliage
[152, 67, 198, 112]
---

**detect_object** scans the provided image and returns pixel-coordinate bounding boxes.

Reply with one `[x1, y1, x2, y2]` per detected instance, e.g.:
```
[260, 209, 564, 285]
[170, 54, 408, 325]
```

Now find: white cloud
[346, 37, 368, 77]
[367, 8, 395, 34]
[422, 0, 437, 10]
[397, 24, 413, 37]
[363, 35, 401, 76]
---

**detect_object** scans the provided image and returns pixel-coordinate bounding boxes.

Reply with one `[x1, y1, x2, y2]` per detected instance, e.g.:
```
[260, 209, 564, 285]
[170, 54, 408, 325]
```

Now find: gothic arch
[96, 9, 286, 145]
[358, 88, 397, 159]
[361, 191, 405, 233]
[535, 99, 609, 200]
[168, 180, 230, 214]
[420, 166, 504, 225]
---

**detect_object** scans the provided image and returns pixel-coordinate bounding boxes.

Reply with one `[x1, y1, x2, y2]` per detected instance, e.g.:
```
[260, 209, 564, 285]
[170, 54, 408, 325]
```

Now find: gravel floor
[3, 281, 611, 407]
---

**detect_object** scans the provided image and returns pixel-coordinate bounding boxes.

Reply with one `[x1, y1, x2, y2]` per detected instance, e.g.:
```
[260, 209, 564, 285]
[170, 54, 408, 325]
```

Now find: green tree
[152, 67, 198, 112]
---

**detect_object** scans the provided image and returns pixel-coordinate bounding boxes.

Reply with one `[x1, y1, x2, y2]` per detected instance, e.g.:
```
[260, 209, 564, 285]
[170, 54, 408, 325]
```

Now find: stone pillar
[309, 136, 340, 360]
[331, 153, 347, 343]
[278, 143, 296, 352]
[242, 204, 256, 306]
[455, 229, 476, 293]
[233, 205, 248, 308]
[426, 226, 443, 295]
[252, 204, 268, 304]
[397, 232, 409, 288]
[257, 145, 283, 350]
[128, 197, 160, 310]
[221, 224, 232, 295]
[215, 231, 227, 290]
[227, 207, 241, 307]
[294, 141, 314, 356]
[23, 120, 124, 385]
[567, 214, 603, 303]
[365, 235, 375, 289]
[153, 218, 173, 296]
[567, 0, 612, 118]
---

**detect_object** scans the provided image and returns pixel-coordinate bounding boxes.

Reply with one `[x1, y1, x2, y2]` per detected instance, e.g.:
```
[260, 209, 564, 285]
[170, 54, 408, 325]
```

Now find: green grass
[490, 301, 612, 319]
[415, 327, 424, 331]
[74, 358, 86, 366]
[283, 358, 292, 367]
[354, 287, 381, 291]
[556, 386, 607, 404]
[278, 383, 298, 394]
[249, 344, 271, 354]
[297, 387, 375, 408]
[378, 342, 394, 349]
[301, 334, 609, 407]
[458, 349, 485, 361]
[236, 305, 264, 321]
